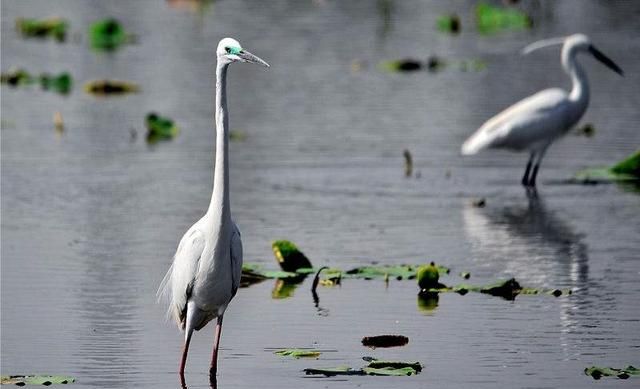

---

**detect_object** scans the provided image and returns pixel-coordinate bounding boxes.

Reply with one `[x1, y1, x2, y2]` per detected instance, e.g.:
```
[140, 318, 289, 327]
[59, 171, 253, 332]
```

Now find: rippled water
[2, 1, 639, 388]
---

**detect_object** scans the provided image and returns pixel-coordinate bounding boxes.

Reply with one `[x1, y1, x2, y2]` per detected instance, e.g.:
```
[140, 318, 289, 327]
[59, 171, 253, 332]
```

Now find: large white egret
[461, 34, 623, 187]
[157, 37, 269, 380]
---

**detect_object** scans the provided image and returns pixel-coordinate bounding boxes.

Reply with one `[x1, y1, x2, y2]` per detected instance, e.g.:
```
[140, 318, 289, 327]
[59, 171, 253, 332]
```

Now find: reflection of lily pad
[1, 375, 75, 385]
[145, 112, 179, 144]
[272, 240, 313, 272]
[85, 80, 139, 96]
[272, 279, 300, 299]
[89, 18, 129, 51]
[16, 17, 68, 42]
[476, 2, 531, 35]
[585, 365, 639, 380]
[575, 150, 640, 183]
[362, 335, 409, 348]
[274, 349, 321, 359]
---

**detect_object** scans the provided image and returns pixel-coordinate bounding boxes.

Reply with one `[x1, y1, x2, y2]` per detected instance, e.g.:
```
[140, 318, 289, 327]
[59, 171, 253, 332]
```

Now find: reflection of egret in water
[463, 190, 588, 288]
[417, 291, 439, 314]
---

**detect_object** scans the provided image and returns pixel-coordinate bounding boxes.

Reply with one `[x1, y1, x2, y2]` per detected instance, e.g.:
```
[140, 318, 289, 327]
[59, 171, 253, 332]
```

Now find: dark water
[2, 0, 639, 388]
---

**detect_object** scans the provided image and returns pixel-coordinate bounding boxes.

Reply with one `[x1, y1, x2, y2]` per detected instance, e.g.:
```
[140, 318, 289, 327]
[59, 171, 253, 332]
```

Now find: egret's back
[462, 88, 575, 155]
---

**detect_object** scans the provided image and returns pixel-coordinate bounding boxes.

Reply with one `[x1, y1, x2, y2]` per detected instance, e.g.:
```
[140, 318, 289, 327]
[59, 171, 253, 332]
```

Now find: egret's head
[522, 33, 623, 77]
[216, 37, 270, 68]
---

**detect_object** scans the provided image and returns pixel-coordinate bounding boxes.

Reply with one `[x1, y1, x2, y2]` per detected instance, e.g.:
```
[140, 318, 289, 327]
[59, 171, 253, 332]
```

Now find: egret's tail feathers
[157, 264, 177, 323]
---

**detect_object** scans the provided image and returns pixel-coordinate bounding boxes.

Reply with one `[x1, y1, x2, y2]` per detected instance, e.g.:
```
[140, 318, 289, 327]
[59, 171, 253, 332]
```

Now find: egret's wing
[230, 222, 243, 298]
[157, 227, 205, 327]
[462, 89, 570, 154]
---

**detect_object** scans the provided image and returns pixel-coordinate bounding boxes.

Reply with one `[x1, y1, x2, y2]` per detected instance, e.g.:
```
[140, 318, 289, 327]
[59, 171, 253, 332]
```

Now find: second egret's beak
[238, 50, 270, 68]
[589, 45, 624, 76]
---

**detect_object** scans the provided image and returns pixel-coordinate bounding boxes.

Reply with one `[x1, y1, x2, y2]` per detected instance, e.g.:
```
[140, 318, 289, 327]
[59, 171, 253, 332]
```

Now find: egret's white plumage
[157, 37, 268, 380]
[462, 34, 623, 186]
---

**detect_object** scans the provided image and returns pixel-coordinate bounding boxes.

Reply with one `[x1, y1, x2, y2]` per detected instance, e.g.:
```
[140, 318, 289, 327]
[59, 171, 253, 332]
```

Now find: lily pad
[585, 365, 639, 380]
[304, 366, 365, 377]
[575, 150, 640, 183]
[362, 335, 409, 348]
[476, 2, 531, 35]
[274, 349, 321, 359]
[346, 264, 449, 281]
[272, 240, 313, 272]
[364, 359, 422, 373]
[426, 278, 571, 299]
[304, 359, 421, 377]
[437, 14, 461, 34]
[40, 72, 72, 95]
[89, 18, 130, 51]
[145, 112, 179, 144]
[0, 375, 75, 385]
[16, 17, 68, 42]
[85, 80, 139, 96]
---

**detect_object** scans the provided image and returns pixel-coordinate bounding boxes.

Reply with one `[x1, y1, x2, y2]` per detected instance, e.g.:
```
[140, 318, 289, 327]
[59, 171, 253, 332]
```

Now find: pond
[2, 0, 639, 388]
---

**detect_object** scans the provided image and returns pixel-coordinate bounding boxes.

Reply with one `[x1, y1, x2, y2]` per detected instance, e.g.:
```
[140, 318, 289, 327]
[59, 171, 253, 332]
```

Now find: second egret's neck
[562, 45, 589, 108]
[207, 62, 231, 224]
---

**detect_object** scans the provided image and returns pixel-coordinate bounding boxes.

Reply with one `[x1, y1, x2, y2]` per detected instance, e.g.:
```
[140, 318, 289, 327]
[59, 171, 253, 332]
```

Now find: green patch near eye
[227, 46, 242, 55]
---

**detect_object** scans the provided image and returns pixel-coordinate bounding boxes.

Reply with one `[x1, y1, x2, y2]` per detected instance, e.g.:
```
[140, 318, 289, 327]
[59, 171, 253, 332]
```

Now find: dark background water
[2, 0, 639, 388]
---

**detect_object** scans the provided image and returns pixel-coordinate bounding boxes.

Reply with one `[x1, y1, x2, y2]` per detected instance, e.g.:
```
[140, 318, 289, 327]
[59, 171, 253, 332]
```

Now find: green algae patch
[304, 358, 421, 377]
[362, 335, 409, 349]
[272, 240, 313, 272]
[585, 365, 639, 380]
[89, 18, 130, 51]
[85, 80, 139, 96]
[274, 349, 321, 359]
[1, 375, 75, 385]
[16, 17, 68, 42]
[575, 150, 640, 183]
[145, 112, 179, 144]
[437, 14, 461, 34]
[475, 2, 531, 35]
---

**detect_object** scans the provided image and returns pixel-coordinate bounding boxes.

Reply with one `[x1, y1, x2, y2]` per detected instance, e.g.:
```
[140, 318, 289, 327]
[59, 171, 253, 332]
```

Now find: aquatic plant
[1, 375, 75, 385]
[145, 112, 179, 144]
[584, 365, 639, 380]
[89, 18, 130, 51]
[16, 17, 68, 42]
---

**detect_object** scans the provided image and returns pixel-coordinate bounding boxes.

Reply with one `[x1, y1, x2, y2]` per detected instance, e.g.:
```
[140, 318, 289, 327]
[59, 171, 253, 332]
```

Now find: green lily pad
[85, 80, 139, 96]
[575, 150, 640, 183]
[426, 279, 571, 299]
[304, 366, 366, 377]
[363, 366, 418, 376]
[585, 365, 639, 380]
[16, 17, 68, 42]
[272, 240, 313, 272]
[145, 112, 179, 144]
[476, 2, 531, 35]
[0, 375, 75, 385]
[89, 18, 130, 51]
[304, 359, 421, 377]
[40, 72, 72, 95]
[274, 349, 321, 358]
[365, 359, 422, 373]
[437, 14, 461, 34]
[346, 264, 449, 281]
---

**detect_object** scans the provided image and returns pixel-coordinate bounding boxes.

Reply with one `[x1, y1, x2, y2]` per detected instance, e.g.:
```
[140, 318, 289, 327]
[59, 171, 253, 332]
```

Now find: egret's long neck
[207, 62, 231, 224]
[563, 46, 589, 107]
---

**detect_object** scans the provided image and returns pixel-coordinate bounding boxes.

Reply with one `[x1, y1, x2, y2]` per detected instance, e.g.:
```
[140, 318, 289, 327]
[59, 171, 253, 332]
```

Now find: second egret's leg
[209, 315, 224, 377]
[521, 153, 535, 186]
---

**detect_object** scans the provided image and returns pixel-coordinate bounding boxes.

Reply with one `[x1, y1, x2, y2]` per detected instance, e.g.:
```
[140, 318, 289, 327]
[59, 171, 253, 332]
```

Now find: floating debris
[460, 271, 471, 279]
[229, 130, 247, 142]
[54, 111, 64, 135]
[274, 349, 321, 359]
[573, 123, 596, 137]
[84, 80, 139, 96]
[380, 57, 484, 73]
[1, 68, 33, 87]
[380, 59, 422, 72]
[305, 358, 421, 377]
[16, 17, 68, 42]
[471, 198, 486, 208]
[437, 13, 461, 34]
[403, 149, 413, 177]
[272, 240, 313, 272]
[89, 18, 130, 51]
[145, 112, 179, 144]
[0, 375, 75, 385]
[362, 335, 409, 348]
[584, 365, 639, 380]
[475, 2, 531, 35]
[574, 150, 640, 183]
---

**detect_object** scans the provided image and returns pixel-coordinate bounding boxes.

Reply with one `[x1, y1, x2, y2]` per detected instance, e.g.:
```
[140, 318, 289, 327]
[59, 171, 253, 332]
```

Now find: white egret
[157, 37, 269, 379]
[461, 34, 623, 187]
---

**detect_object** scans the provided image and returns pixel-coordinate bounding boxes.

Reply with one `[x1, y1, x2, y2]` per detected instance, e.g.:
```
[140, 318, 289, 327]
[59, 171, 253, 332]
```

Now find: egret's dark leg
[209, 315, 224, 377]
[528, 146, 549, 187]
[179, 329, 194, 380]
[521, 153, 535, 187]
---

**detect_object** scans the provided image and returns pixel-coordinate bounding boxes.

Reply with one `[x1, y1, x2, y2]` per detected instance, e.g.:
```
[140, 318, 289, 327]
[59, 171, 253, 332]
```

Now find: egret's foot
[208, 370, 218, 388]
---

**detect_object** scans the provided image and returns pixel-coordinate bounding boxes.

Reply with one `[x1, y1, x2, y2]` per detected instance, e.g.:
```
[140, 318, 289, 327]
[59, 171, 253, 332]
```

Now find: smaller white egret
[157, 37, 269, 381]
[461, 34, 623, 187]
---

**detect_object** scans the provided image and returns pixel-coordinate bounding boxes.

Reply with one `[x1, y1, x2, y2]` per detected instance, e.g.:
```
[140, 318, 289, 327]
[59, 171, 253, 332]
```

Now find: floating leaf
[85, 80, 139, 96]
[145, 112, 179, 144]
[40, 72, 72, 95]
[585, 365, 639, 380]
[346, 264, 449, 281]
[575, 150, 640, 183]
[1, 375, 75, 385]
[304, 359, 421, 377]
[89, 18, 129, 51]
[476, 2, 531, 35]
[274, 349, 321, 359]
[272, 240, 313, 272]
[426, 279, 571, 299]
[16, 17, 68, 42]
[304, 366, 365, 377]
[437, 14, 461, 34]
[362, 335, 409, 348]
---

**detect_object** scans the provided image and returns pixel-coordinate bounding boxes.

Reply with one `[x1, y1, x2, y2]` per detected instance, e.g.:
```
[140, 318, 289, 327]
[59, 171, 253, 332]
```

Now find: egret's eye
[225, 46, 242, 55]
